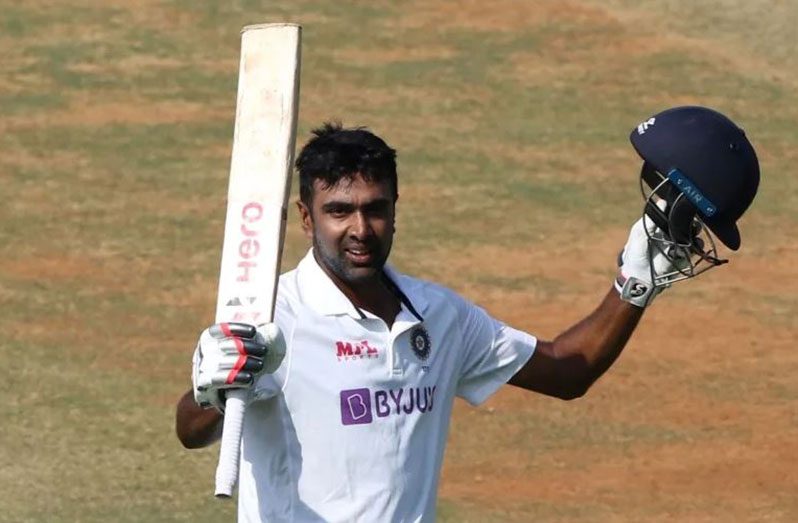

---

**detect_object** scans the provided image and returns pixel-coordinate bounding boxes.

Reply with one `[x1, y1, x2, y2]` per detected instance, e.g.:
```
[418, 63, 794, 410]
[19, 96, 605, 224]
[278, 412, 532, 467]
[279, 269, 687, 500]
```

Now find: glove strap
[196, 391, 226, 414]
[615, 273, 659, 308]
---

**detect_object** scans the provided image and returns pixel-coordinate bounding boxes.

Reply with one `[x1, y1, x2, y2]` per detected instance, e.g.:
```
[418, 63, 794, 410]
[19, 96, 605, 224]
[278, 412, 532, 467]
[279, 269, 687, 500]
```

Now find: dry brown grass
[2, 0, 796, 521]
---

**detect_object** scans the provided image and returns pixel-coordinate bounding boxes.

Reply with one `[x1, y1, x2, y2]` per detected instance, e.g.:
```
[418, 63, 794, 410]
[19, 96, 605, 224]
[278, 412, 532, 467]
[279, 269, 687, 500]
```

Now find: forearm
[175, 390, 223, 449]
[510, 287, 643, 398]
[551, 287, 643, 386]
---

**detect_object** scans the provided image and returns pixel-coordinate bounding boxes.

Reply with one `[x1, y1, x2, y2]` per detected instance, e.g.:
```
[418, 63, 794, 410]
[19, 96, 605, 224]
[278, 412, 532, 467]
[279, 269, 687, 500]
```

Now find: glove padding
[615, 215, 690, 308]
[192, 322, 286, 412]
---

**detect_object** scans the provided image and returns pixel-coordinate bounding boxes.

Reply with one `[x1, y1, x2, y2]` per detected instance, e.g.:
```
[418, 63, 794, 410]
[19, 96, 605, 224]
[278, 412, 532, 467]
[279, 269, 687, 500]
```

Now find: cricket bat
[213, 22, 301, 498]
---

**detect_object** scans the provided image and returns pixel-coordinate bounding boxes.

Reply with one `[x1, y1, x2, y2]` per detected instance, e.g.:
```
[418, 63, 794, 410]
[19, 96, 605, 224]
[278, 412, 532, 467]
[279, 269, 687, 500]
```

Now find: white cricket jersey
[238, 250, 536, 523]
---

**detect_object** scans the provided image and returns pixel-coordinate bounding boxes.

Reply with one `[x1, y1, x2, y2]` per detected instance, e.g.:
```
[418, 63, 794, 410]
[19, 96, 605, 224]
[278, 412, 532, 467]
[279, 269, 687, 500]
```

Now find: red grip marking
[220, 323, 233, 337]
[225, 337, 248, 384]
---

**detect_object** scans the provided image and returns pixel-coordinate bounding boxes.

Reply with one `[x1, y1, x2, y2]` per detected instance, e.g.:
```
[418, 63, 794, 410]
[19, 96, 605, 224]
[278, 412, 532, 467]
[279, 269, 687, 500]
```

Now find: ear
[296, 200, 313, 239]
[391, 194, 398, 232]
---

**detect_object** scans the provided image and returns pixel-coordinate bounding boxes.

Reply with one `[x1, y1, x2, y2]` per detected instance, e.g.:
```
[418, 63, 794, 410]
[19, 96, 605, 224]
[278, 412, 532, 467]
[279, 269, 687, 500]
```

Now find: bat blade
[213, 22, 301, 499]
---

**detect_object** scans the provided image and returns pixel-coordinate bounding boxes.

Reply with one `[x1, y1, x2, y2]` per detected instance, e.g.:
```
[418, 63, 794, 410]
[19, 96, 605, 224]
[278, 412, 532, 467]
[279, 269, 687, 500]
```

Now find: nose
[350, 211, 371, 240]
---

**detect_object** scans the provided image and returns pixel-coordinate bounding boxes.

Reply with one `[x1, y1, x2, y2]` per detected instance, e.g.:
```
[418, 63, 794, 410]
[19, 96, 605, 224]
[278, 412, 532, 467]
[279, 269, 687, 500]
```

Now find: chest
[280, 305, 462, 422]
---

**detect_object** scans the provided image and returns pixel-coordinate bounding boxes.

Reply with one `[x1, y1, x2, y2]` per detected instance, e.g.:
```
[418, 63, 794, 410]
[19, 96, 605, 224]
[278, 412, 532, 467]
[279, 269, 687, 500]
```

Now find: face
[298, 174, 396, 288]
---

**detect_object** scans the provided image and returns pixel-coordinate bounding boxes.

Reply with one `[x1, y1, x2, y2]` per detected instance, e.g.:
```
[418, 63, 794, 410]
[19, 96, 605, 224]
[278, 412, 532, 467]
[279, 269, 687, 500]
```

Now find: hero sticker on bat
[236, 201, 265, 283]
[220, 201, 266, 319]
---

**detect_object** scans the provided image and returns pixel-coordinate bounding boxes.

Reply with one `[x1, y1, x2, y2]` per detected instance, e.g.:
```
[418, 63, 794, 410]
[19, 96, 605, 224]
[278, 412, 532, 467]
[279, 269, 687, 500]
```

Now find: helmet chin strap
[639, 162, 728, 288]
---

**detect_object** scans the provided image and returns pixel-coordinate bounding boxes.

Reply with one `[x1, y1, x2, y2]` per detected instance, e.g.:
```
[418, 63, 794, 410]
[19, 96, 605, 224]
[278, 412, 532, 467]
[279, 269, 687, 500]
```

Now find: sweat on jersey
[238, 250, 536, 523]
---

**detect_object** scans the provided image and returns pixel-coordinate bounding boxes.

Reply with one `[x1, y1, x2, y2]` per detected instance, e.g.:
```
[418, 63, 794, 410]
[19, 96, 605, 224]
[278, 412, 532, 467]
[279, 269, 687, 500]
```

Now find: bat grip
[214, 388, 248, 498]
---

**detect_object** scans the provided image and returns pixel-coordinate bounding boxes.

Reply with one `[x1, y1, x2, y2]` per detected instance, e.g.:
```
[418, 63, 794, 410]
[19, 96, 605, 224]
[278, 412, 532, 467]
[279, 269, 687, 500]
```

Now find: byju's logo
[340, 389, 373, 425]
[339, 386, 437, 426]
[336, 340, 379, 361]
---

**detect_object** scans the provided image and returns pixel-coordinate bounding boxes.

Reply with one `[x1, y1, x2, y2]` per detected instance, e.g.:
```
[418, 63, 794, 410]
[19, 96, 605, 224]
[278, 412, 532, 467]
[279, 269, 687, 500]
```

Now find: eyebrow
[320, 198, 392, 213]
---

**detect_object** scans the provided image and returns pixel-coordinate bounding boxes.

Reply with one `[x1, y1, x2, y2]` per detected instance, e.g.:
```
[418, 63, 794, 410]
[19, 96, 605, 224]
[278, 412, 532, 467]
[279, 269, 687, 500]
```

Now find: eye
[363, 201, 391, 218]
[325, 205, 350, 218]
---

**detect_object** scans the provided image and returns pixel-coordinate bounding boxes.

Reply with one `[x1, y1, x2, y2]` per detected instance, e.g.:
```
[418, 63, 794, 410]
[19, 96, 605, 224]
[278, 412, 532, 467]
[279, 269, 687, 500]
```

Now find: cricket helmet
[629, 106, 760, 285]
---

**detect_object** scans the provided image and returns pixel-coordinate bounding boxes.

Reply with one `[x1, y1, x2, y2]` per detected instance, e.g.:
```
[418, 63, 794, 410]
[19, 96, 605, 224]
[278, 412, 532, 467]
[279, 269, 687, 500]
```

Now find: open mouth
[344, 247, 376, 265]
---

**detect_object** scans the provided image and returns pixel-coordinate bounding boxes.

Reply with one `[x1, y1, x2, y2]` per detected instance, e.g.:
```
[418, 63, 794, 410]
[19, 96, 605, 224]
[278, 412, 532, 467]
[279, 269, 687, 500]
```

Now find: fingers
[198, 322, 283, 384]
[203, 323, 268, 357]
[197, 369, 257, 388]
[217, 338, 268, 358]
[227, 371, 254, 386]
[198, 354, 264, 374]
[213, 340, 265, 386]
[207, 354, 264, 373]
[235, 356, 264, 373]
[208, 322, 257, 339]
[641, 213, 667, 239]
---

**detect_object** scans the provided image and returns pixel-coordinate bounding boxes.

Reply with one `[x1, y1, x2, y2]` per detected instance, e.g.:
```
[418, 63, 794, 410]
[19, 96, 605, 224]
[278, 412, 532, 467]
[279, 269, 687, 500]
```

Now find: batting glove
[615, 216, 687, 308]
[192, 322, 286, 412]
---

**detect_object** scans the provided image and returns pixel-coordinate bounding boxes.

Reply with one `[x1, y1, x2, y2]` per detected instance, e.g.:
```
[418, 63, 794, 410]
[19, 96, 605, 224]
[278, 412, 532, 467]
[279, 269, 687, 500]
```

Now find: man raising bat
[176, 107, 759, 522]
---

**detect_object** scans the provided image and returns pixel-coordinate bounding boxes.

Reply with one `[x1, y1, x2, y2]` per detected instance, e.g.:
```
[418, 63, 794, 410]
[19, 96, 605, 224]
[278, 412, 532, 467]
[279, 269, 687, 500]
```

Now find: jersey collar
[296, 249, 428, 319]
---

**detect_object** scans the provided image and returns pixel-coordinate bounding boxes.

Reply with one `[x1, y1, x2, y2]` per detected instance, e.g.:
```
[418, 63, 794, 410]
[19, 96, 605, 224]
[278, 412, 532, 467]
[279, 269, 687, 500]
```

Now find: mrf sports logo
[336, 340, 379, 361]
[340, 386, 437, 426]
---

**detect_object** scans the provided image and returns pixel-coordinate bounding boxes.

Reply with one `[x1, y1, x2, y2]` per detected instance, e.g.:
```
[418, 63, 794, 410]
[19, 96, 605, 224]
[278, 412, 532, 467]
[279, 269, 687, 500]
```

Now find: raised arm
[512, 105, 760, 400]
[175, 322, 286, 449]
[509, 216, 675, 399]
[509, 288, 642, 399]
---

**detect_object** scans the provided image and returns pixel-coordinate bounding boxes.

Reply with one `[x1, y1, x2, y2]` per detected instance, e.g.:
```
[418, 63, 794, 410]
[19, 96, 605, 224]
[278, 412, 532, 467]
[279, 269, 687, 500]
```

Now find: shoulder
[274, 266, 302, 325]
[392, 270, 481, 321]
[276, 266, 300, 302]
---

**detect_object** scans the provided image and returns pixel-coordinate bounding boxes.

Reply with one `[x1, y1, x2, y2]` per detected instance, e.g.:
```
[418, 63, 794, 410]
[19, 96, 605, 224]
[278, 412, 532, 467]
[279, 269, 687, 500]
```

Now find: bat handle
[214, 388, 248, 498]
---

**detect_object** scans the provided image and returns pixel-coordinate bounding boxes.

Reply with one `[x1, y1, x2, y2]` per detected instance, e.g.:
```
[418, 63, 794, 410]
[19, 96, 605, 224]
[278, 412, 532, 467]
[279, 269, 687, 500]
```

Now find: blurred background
[1, 1, 796, 521]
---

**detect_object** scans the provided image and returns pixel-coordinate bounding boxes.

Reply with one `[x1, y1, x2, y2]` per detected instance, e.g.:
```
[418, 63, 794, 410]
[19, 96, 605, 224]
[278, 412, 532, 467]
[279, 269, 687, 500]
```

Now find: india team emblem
[409, 325, 431, 361]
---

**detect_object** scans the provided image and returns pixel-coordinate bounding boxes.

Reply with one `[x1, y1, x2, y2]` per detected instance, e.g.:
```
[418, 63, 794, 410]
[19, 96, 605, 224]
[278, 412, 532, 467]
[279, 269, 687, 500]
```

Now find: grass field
[1, 1, 797, 521]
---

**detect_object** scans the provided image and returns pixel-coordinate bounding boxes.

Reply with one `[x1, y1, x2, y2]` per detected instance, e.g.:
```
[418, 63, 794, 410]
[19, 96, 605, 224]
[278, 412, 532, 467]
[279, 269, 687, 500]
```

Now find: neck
[315, 254, 400, 326]
[343, 277, 402, 328]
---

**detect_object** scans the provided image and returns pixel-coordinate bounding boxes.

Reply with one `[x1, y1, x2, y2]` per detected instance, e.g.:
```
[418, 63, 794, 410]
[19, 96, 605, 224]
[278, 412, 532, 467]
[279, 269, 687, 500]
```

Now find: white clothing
[238, 250, 536, 522]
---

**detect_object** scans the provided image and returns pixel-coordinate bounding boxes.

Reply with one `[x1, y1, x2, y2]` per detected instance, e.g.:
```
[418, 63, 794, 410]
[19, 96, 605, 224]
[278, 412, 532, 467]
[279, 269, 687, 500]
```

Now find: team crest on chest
[409, 325, 431, 361]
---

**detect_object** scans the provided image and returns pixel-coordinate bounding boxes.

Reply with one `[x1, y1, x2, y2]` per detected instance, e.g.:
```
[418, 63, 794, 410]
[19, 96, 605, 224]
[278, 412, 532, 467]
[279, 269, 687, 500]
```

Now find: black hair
[295, 122, 398, 206]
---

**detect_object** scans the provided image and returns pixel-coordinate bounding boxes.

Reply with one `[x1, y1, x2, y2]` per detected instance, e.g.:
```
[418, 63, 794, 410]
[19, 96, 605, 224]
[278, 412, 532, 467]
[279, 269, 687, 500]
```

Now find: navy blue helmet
[628, 106, 759, 286]
[630, 105, 759, 251]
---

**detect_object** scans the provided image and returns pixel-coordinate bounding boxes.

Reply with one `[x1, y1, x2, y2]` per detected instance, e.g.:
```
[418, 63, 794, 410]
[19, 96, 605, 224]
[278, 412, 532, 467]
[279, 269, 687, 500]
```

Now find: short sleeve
[454, 298, 536, 406]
